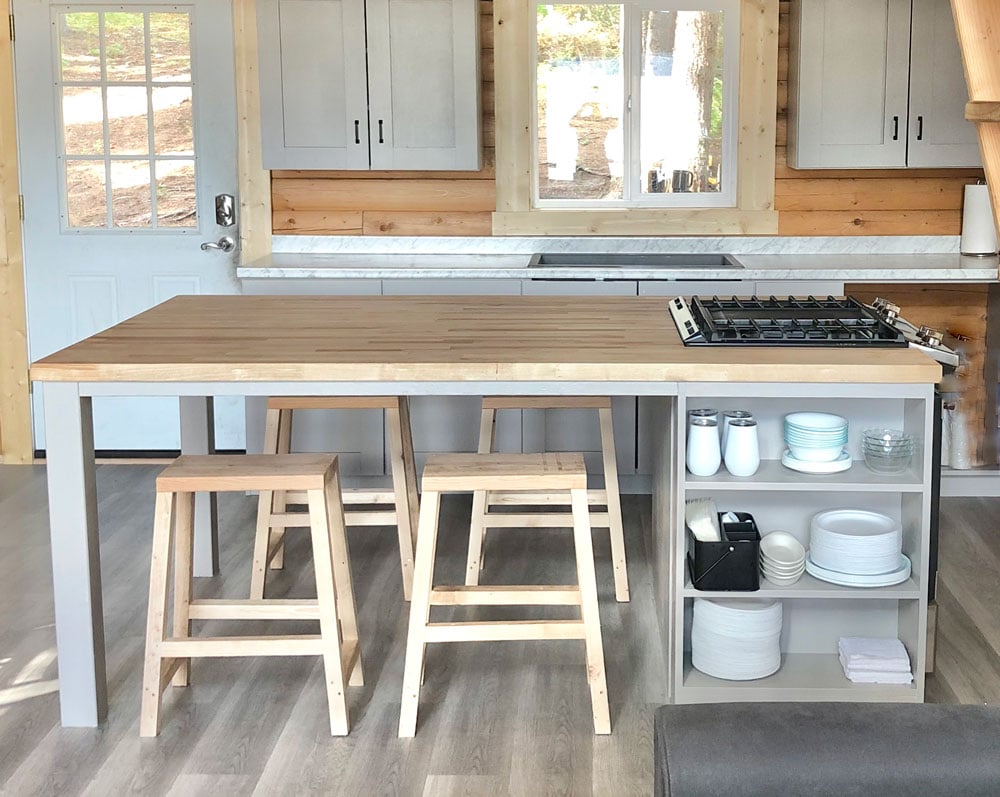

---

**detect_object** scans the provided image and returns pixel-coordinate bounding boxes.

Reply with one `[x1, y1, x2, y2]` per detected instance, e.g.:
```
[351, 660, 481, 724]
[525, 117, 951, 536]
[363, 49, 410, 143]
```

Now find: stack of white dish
[691, 598, 782, 680]
[782, 412, 851, 474]
[806, 509, 911, 587]
[759, 531, 806, 586]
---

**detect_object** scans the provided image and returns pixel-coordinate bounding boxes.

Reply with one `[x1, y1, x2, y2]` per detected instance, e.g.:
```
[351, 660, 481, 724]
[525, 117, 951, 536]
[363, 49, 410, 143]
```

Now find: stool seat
[141, 453, 362, 737]
[423, 452, 588, 491]
[266, 396, 402, 411]
[482, 396, 610, 410]
[158, 453, 334, 492]
[399, 452, 609, 738]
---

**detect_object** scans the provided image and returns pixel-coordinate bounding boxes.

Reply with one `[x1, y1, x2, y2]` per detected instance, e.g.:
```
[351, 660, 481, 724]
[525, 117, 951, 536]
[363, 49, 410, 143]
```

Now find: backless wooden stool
[252, 396, 419, 600]
[141, 454, 362, 737]
[399, 453, 610, 737]
[467, 396, 629, 602]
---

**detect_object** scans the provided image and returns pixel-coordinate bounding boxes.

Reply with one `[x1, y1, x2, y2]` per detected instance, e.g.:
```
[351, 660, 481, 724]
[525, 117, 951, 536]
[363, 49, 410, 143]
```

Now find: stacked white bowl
[759, 531, 806, 586]
[784, 412, 849, 463]
[691, 598, 782, 680]
[806, 509, 910, 587]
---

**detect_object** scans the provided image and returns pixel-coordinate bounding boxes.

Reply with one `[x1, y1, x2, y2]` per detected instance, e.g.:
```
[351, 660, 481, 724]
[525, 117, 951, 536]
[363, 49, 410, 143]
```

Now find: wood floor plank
[2, 466, 1000, 794]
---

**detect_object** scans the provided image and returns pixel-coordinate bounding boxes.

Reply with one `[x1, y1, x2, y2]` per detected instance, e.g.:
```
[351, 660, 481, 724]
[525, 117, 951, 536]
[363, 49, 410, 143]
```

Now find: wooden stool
[467, 396, 629, 602]
[399, 453, 610, 737]
[252, 396, 419, 601]
[141, 454, 363, 737]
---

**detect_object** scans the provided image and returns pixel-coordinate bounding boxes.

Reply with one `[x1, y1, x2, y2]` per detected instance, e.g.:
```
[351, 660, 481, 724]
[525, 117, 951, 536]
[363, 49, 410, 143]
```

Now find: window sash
[532, 0, 740, 209]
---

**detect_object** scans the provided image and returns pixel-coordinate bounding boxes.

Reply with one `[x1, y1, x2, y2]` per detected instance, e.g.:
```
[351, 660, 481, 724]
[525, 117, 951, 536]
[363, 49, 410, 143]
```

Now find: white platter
[804, 554, 911, 588]
[781, 449, 852, 474]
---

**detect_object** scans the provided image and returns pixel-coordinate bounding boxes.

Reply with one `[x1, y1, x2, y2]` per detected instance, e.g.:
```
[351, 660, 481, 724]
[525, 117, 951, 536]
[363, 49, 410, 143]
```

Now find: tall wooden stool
[252, 396, 419, 601]
[467, 396, 629, 602]
[399, 453, 610, 737]
[141, 454, 363, 737]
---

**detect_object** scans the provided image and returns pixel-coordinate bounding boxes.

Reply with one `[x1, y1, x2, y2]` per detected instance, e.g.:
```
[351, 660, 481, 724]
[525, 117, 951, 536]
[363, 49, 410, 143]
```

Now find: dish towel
[838, 637, 913, 684]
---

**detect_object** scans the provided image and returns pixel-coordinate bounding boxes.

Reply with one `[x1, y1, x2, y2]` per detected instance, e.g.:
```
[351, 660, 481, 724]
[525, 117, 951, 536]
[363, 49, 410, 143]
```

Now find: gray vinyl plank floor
[0, 464, 665, 796]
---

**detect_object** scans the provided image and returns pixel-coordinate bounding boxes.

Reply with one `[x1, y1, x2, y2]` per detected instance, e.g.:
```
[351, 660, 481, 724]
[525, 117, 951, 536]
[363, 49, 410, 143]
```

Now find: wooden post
[0, 0, 31, 464]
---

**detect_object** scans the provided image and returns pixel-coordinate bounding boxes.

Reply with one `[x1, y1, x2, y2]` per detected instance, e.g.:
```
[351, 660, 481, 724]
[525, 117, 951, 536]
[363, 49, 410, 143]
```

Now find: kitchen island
[30, 294, 941, 727]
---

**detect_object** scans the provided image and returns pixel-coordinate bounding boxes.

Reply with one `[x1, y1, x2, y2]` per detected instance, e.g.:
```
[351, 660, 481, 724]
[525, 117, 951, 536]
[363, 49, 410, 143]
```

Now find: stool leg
[270, 408, 293, 570]
[465, 406, 496, 585]
[599, 406, 630, 602]
[386, 400, 416, 601]
[571, 487, 611, 735]
[323, 468, 363, 687]
[140, 491, 176, 737]
[306, 485, 351, 736]
[251, 407, 290, 599]
[171, 491, 195, 687]
[399, 490, 441, 737]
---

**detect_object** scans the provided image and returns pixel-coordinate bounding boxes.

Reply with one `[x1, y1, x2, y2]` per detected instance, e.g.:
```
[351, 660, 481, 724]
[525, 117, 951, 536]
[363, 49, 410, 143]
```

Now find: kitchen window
[535, 0, 739, 208]
[492, 0, 779, 235]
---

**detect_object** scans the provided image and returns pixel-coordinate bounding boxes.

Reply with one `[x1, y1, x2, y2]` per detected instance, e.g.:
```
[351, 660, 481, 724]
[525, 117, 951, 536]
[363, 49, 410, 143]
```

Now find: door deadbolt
[215, 194, 236, 227]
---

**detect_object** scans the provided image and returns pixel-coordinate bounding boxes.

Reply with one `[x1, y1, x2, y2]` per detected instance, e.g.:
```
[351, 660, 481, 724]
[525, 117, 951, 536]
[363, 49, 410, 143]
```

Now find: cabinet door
[789, 0, 911, 168]
[257, 0, 370, 169]
[521, 280, 638, 476]
[907, 0, 982, 168]
[365, 0, 481, 170]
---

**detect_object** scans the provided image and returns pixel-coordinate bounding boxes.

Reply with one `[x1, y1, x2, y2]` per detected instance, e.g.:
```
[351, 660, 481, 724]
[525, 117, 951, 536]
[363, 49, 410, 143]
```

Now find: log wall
[271, 0, 985, 237]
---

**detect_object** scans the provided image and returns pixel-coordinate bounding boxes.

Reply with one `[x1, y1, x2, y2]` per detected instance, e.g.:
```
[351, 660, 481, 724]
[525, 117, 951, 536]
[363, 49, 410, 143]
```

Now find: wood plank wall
[271, 0, 985, 237]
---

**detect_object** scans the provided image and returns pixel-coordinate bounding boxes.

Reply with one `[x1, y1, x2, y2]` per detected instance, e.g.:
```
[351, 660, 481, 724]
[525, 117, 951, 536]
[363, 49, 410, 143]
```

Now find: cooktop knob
[873, 298, 900, 320]
[918, 326, 945, 347]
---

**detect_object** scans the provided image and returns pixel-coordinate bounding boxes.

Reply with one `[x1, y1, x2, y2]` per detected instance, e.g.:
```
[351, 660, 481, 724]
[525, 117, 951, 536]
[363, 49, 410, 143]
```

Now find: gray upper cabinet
[788, 0, 980, 169]
[257, 0, 481, 170]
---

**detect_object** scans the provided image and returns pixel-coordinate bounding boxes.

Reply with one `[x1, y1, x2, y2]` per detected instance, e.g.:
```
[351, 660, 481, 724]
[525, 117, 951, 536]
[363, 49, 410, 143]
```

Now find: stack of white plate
[783, 412, 851, 473]
[691, 598, 782, 680]
[806, 509, 911, 587]
[759, 531, 806, 586]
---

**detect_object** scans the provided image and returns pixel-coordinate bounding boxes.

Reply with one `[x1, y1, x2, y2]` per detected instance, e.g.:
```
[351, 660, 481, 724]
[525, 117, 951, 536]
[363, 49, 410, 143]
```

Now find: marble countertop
[238, 251, 999, 282]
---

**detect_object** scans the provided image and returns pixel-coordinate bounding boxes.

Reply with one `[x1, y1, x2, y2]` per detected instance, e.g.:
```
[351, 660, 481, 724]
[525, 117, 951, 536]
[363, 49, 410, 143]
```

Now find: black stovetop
[680, 295, 908, 346]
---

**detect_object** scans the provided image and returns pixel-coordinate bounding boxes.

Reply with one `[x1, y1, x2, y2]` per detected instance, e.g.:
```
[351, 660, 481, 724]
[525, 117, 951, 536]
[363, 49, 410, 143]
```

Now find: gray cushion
[654, 702, 1000, 797]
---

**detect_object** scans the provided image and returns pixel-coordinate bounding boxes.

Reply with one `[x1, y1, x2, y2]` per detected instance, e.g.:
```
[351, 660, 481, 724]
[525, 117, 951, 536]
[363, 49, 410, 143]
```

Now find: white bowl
[788, 444, 844, 462]
[785, 412, 848, 430]
[761, 559, 806, 575]
[760, 531, 806, 564]
[760, 569, 803, 587]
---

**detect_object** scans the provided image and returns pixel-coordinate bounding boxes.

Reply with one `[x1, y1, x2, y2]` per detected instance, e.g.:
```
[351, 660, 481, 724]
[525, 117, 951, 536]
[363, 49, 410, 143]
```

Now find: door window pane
[65, 160, 107, 228]
[153, 87, 193, 154]
[104, 12, 147, 82]
[537, 4, 624, 201]
[150, 13, 191, 81]
[58, 12, 101, 81]
[62, 87, 105, 156]
[639, 9, 725, 196]
[111, 160, 152, 227]
[56, 10, 196, 230]
[156, 160, 196, 226]
[107, 86, 150, 155]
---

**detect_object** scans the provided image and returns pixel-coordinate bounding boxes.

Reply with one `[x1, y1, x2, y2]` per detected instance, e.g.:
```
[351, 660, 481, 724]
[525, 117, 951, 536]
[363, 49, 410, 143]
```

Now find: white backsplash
[273, 235, 961, 256]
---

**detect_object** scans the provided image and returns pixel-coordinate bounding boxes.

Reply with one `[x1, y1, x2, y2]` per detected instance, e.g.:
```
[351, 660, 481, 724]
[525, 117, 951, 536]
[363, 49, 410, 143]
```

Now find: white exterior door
[16, 0, 242, 451]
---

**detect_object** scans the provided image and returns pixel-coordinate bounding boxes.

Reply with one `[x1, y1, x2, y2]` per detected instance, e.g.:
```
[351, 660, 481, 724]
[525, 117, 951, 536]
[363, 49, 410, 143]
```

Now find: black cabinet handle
[354, 119, 360, 144]
[917, 115, 924, 141]
[378, 119, 384, 144]
[892, 116, 899, 141]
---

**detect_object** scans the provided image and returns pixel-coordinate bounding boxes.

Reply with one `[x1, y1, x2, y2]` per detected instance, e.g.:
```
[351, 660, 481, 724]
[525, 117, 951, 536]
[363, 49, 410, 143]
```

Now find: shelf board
[683, 571, 921, 600]
[678, 653, 921, 703]
[684, 459, 923, 492]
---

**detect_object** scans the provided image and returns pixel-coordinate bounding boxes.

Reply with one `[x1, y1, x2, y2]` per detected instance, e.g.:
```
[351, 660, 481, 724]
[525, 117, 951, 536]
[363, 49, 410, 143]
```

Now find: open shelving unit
[665, 383, 933, 704]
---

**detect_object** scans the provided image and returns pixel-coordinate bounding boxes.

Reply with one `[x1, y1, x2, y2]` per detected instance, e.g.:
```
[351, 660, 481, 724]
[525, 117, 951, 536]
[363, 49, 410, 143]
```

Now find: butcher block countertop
[30, 295, 942, 384]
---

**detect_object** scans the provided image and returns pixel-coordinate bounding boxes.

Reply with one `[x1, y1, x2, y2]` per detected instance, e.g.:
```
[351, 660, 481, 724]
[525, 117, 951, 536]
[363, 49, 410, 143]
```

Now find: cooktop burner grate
[680, 295, 908, 346]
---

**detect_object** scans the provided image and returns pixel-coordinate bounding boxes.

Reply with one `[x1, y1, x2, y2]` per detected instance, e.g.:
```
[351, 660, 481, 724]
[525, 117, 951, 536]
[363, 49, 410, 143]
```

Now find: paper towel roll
[960, 184, 999, 256]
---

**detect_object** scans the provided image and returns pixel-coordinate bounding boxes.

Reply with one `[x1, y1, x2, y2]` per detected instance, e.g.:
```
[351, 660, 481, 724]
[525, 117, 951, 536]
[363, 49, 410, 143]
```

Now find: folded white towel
[838, 637, 911, 666]
[838, 652, 911, 674]
[843, 669, 914, 685]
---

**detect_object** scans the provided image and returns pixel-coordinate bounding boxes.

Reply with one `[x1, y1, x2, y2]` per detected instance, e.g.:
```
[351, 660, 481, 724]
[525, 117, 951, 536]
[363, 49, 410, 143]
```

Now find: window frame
[494, 0, 779, 235]
[533, 0, 741, 209]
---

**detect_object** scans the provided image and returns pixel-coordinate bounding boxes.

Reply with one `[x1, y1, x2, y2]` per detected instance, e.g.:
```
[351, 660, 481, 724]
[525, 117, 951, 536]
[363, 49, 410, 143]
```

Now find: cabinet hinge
[8, 14, 14, 43]
[18, 194, 24, 221]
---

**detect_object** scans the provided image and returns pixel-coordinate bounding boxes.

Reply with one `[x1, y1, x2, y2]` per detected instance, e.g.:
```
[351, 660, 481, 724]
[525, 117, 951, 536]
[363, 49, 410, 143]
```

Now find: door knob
[200, 236, 235, 252]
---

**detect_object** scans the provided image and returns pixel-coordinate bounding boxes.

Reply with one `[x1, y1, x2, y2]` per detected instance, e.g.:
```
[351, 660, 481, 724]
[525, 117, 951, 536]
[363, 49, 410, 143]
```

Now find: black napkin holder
[687, 512, 760, 591]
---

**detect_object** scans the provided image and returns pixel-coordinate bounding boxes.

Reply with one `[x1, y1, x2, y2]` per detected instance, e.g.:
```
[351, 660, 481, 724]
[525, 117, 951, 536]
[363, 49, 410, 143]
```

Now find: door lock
[215, 194, 236, 227]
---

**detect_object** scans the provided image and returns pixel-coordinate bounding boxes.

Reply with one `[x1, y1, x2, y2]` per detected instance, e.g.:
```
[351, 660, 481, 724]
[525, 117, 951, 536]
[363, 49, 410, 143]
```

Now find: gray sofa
[654, 702, 1000, 797]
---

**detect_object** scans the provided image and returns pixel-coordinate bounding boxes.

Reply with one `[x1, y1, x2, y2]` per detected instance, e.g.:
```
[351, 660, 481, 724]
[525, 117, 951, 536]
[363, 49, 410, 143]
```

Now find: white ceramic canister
[687, 417, 722, 476]
[724, 418, 760, 477]
[721, 410, 753, 453]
